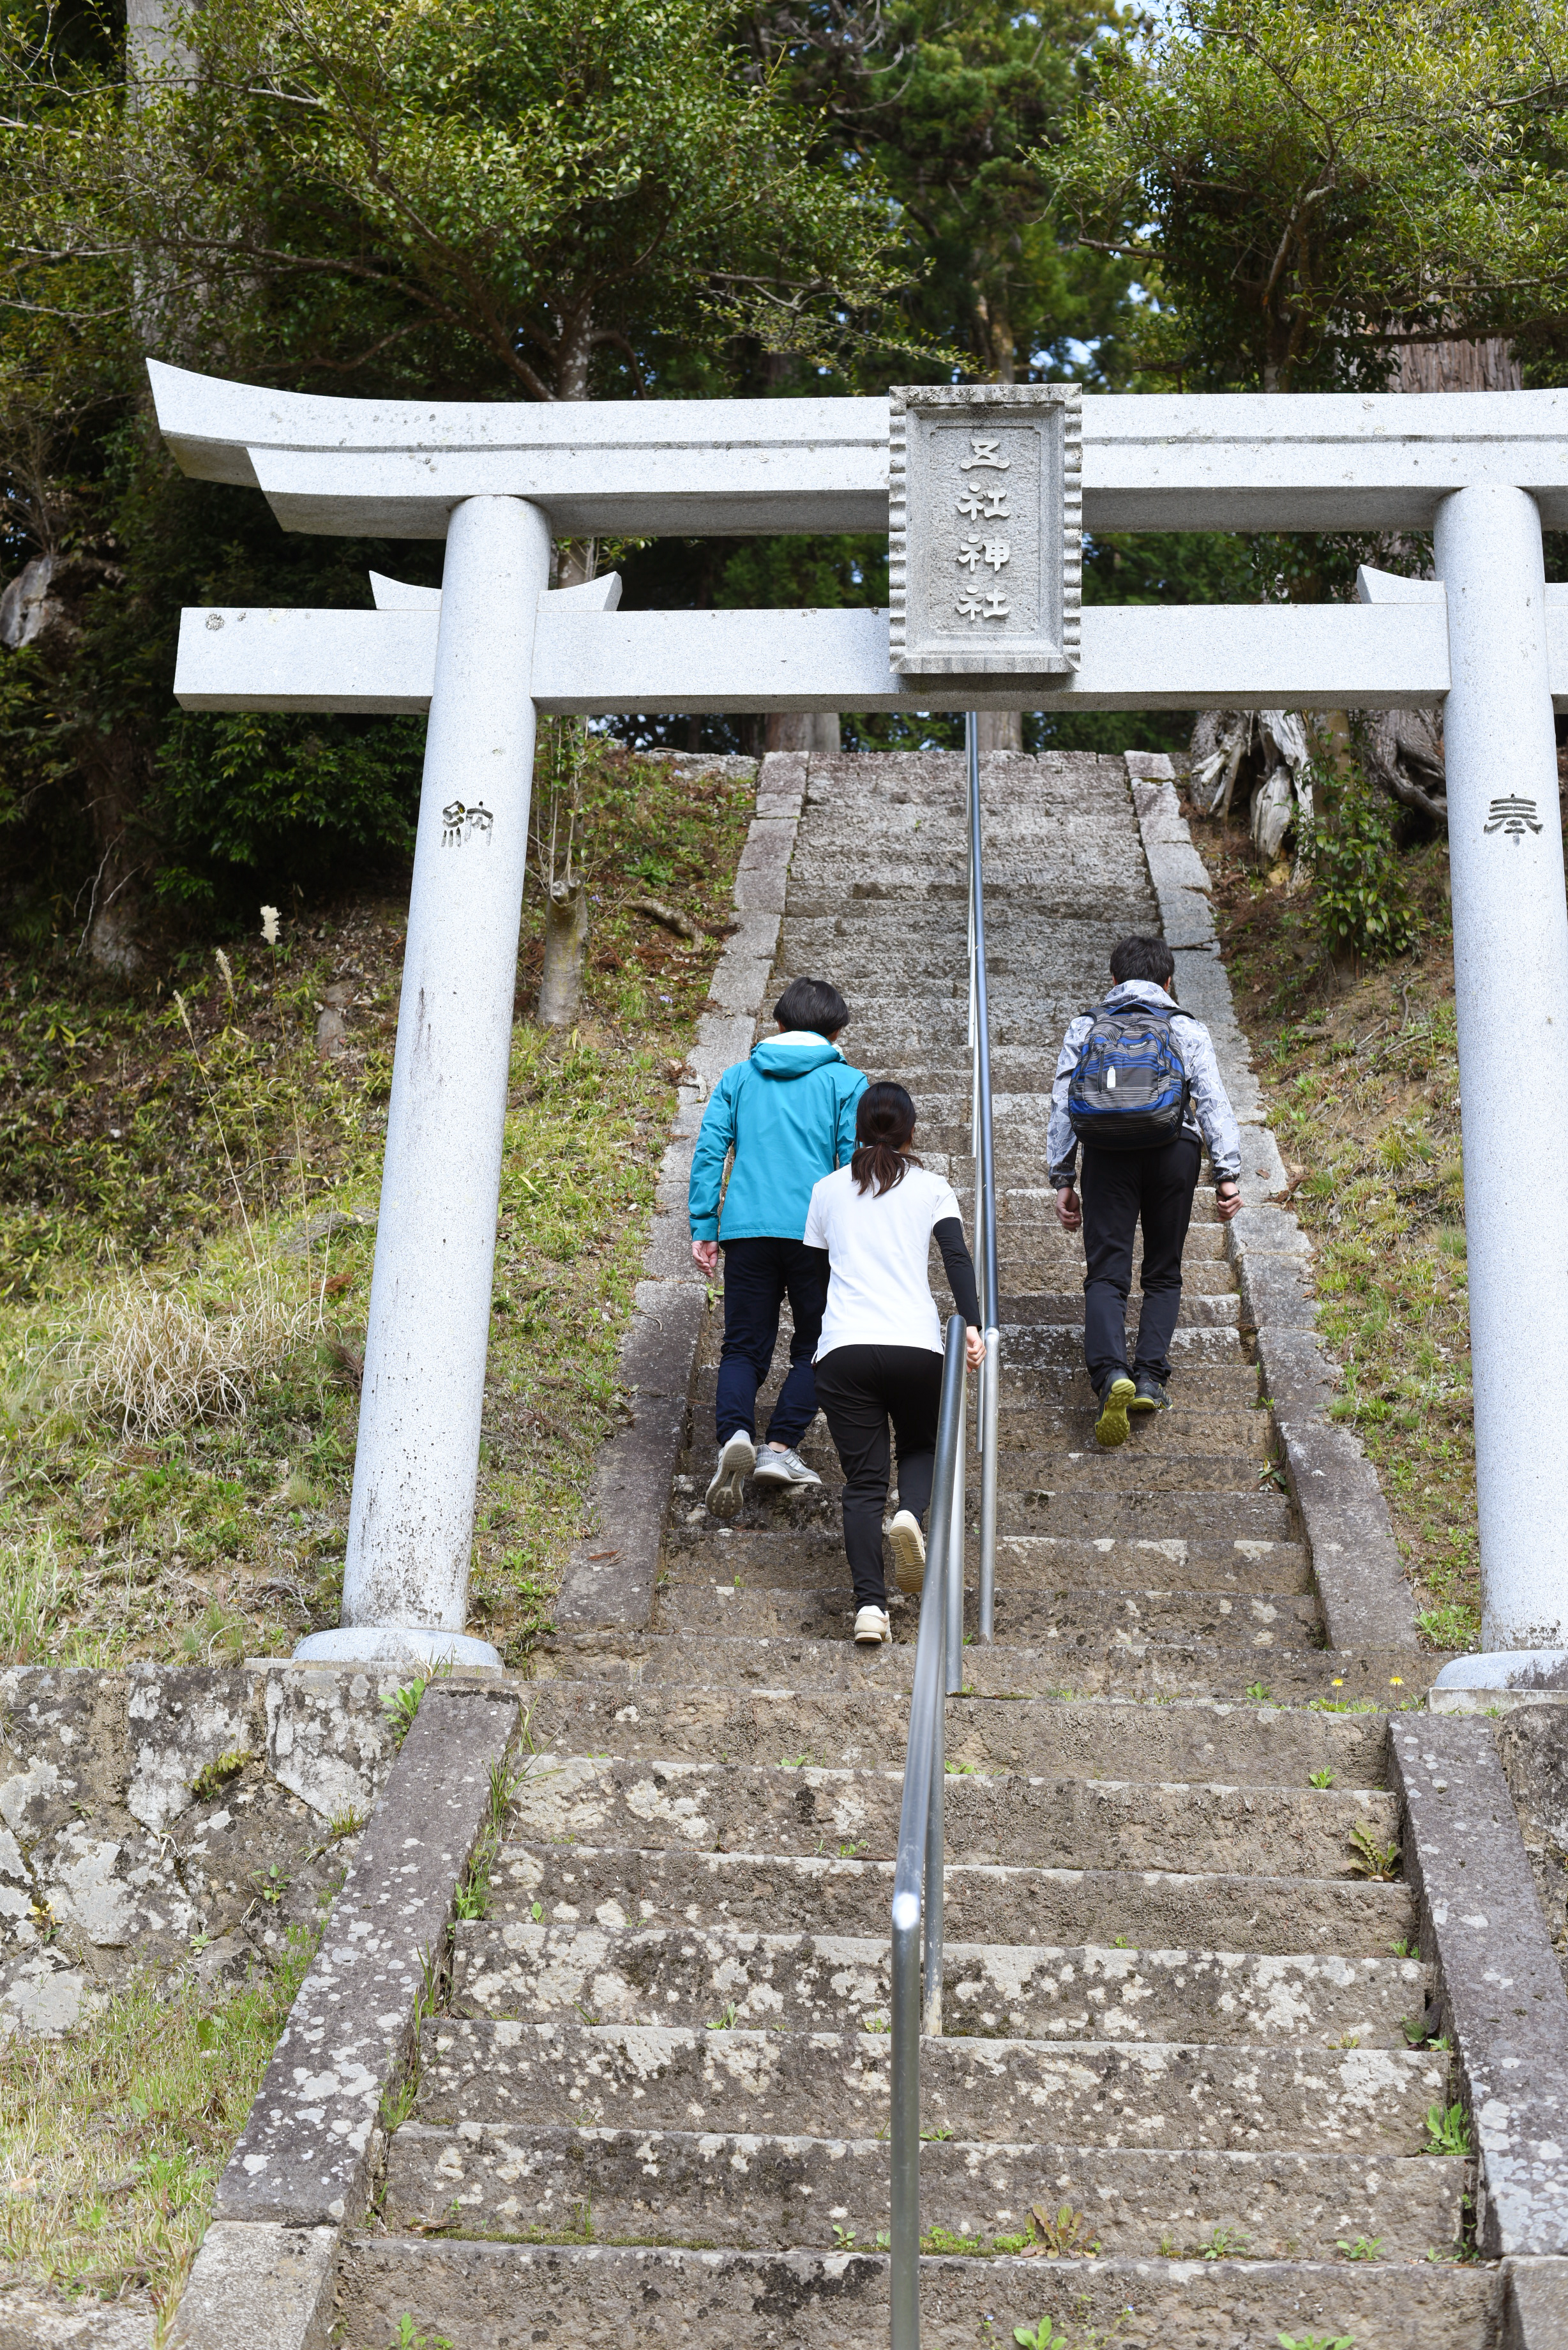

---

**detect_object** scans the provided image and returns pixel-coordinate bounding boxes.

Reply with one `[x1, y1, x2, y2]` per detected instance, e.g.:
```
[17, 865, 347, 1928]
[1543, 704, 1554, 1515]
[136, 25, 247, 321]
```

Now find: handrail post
[978, 1325, 1000, 1641]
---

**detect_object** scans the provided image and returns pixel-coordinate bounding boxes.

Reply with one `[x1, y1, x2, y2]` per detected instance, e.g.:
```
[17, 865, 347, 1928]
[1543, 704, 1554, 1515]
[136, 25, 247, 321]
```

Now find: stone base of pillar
[292, 1626, 503, 1672]
[1433, 1649, 1568, 1695]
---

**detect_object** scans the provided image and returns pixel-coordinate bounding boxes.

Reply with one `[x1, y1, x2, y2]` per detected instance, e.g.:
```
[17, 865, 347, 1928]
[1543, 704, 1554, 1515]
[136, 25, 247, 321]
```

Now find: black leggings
[814, 1345, 944, 1609]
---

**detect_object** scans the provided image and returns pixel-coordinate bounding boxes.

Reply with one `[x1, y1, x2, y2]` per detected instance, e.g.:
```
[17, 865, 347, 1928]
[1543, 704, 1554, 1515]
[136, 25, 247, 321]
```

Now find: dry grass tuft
[68, 1280, 321, 1443]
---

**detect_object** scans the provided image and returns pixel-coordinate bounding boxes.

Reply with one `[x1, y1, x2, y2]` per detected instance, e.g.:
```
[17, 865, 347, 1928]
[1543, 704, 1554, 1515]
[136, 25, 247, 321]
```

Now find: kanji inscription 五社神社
[888, 383, 1081, 679]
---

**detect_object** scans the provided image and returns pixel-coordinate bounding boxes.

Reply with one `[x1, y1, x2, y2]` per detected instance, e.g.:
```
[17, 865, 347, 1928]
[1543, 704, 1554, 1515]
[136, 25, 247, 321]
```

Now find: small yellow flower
[1389, 1676, 1403, 1687]
[1332, 1678, 1344, 1687]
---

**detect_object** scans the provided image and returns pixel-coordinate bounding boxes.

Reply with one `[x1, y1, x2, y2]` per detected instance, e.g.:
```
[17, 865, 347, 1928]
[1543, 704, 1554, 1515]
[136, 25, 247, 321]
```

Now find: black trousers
[716, 1237, 829, 1449]
[814, 1344, 944, 1609]
[1081, 1132, 1202, 1389]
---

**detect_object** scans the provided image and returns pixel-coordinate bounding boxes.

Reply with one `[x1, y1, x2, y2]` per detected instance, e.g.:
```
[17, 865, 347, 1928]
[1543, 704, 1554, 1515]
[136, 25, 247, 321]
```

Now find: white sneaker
[888, 1510, 926, 1595]
[752, 1445, 823, 1490]
[854, 1605, 891, 1646]
[705, 1430, 755, 1515]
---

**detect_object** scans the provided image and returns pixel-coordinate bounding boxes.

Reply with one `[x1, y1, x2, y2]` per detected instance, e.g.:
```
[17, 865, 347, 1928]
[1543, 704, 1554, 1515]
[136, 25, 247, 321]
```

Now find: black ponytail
[852, 1081, 919, 1195]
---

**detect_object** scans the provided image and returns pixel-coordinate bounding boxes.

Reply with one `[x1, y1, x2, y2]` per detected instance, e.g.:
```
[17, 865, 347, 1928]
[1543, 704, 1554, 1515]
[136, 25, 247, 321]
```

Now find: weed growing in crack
[1425, 2100, 1473, 2157]
[1346, 1820, 1401, 1880]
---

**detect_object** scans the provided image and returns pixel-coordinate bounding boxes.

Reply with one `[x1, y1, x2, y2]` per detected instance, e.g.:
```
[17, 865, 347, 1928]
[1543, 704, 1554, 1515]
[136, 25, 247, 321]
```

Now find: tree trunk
[765, 713, 841, 752]
[1362, 334, 1523, 828]
[972, 711, 1023, 755]
[537, 877, 589, 1026]
[79, 741, 148, 975]
[1396, 338, 1521, 395]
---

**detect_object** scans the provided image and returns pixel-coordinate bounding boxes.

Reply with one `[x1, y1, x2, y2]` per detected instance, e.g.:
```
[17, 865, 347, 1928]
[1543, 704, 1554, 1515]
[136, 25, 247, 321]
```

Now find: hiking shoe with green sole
[1095, 1374, 1136, 1449]
[1129, 1375, 1170, 1414]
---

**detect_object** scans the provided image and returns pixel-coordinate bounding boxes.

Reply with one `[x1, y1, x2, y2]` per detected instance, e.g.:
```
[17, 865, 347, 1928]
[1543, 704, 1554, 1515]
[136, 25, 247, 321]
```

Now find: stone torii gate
[149, 361, 1568, 1694]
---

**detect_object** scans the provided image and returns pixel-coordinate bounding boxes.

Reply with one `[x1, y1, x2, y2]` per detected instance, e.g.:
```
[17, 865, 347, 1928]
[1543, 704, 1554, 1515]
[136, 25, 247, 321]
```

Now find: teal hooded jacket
[688, 1033, 868, 1243]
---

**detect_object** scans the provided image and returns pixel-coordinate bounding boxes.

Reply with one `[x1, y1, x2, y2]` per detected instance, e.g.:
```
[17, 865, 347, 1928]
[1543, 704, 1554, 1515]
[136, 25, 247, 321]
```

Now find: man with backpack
[1049, 935, 1243, 1448]
[690, 976, 868, 1513]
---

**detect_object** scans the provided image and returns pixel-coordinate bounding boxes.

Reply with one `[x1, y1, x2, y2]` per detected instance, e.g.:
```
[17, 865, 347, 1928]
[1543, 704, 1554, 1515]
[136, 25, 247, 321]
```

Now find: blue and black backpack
[1067, 997, 1191, 1151]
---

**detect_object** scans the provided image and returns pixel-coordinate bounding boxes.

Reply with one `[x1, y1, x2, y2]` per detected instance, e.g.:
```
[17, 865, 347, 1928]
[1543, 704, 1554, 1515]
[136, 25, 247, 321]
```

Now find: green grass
[0, 1927, 317, 2319]
[0, 747, 755, 1671]
[1188, 810, 1479, 1650]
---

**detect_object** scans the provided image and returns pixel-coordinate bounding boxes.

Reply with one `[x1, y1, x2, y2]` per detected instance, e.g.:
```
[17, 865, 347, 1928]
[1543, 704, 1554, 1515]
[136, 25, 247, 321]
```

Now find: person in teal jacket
[689, 975, 868, 1513]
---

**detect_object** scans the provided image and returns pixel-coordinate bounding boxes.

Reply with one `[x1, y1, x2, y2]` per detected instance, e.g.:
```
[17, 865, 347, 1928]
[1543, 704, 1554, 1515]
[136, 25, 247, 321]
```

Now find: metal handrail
[889, 1313, 967, 2346]
[966, 712, 1002, 1642]
[888, 716, 1004, 2348]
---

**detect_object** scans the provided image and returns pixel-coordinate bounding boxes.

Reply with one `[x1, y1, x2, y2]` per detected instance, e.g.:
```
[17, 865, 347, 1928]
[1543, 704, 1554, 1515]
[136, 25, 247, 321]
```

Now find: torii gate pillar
[1433, 487, 1568, 1686]
[297, 495, 549, 1670]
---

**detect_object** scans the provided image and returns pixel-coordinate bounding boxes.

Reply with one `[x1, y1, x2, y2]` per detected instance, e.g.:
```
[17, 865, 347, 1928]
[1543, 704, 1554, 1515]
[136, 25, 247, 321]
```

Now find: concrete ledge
[1391, 1716, 1568, 2256]
[1505, 2258, 1568, 2350]
[212, 1683, 517, 2229]
[166, 2222, 338, 2350]
[1255, 1325, 1338, 1413]
[555, 1395, 688, 1630]
[1276, 1413, 1419, 1649]
[1236, 1248, 1316, 1331]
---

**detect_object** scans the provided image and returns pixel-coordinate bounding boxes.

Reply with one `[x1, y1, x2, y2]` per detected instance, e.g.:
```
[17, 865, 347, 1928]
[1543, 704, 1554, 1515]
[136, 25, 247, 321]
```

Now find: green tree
[8, 0, 917, 400]
[743, 0, 1136, 384]
[1048, 0, 1568, 393]
[0, 0, 924, 959]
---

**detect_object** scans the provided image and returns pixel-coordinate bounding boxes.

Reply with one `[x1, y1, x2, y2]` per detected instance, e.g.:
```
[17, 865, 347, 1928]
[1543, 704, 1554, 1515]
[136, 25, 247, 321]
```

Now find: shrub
[1313, 784, 1419, 961]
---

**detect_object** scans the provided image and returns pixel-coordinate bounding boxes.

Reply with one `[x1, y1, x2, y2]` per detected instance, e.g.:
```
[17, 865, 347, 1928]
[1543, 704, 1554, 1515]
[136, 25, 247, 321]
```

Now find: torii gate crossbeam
[147, 363, 1568, 1697]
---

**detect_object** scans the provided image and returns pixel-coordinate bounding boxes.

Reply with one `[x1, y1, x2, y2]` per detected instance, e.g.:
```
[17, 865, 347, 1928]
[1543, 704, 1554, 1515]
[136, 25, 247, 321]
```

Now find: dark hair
[852, 1081, 919, 1195]
[774, 975, 848, 1037]
[1109, 934, 1175, 988]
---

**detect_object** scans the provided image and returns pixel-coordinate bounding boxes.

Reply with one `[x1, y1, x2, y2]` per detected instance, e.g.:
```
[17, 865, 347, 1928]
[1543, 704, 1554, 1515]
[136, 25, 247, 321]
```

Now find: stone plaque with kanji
[888, 384, 1082, 678]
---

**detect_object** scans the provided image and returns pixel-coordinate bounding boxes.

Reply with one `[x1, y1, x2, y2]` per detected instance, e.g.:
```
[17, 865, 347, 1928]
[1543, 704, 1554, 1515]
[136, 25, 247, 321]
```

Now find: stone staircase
[336, 752, 1496, 2347]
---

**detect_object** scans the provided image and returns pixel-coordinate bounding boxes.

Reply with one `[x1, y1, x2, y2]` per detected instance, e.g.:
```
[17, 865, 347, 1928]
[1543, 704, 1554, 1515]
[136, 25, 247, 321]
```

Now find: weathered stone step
[452, 1922, 1431, 2047]
[417, 2017, 1448, 2153]
[999, 1491, 1297, 1541]
[995, 1259, 1238, 1298]
[518, 1685, 1387, 1784]
[382, 2118, 1466, 2261]
[530, 1628, 1440, 1708]
[665, 1484, 1299, 1545]
[1000, 1324, 1247, 1372]
[992, 1413, 1272, 1454]
[508, 1755, 1398, 1878]
[688, 1363, 1262, 1413]
[652, 1582, 1318, 1653]
[671, 1445, 1277, 1508]
[995, 1533, 1308, 1591]
[1003, 1291, 1241, 1328]
[663, 1524, 1308, 1595]
[334, 2234, 1500, 2350]
[489, 1844, 1412, 1954]
[1004, 1223, 1230, 1262]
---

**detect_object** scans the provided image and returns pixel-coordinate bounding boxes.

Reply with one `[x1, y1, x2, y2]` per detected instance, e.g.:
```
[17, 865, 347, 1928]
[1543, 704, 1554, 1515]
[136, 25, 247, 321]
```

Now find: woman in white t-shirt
[803, 1082, 986, 1646]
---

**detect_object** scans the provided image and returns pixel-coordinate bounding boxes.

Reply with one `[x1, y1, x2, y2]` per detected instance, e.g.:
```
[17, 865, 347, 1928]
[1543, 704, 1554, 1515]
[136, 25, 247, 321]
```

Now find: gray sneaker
[705, 1430, 755, 1515]
[752, 1445, 822, 1490]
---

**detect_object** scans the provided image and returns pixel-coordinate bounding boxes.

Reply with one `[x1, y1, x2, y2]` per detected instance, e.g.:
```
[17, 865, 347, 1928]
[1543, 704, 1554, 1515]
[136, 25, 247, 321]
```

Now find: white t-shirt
[804, 1162, 963, 1359]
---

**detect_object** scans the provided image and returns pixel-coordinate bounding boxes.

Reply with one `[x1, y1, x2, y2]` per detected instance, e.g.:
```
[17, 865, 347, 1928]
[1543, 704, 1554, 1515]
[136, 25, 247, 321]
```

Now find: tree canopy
[3, 0, 920, 404]
[1048, 0, 1568, 391]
